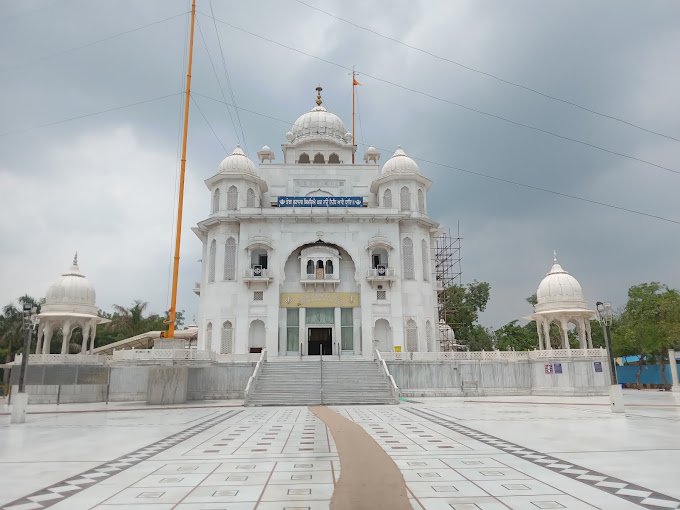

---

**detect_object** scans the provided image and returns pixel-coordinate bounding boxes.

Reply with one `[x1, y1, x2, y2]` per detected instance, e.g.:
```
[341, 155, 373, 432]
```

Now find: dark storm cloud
[1, 0, 678, 329]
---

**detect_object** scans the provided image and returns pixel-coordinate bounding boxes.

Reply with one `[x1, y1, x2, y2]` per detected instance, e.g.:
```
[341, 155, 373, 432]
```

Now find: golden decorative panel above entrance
[280, 292, 361, 308]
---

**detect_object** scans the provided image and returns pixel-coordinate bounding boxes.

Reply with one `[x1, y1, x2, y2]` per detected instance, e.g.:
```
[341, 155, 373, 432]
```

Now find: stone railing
[303, 273, 339, 281]
[215, 353, 262, 363]
[375, 349, 399, 400]
[13, 354, 111, 365]
[244, 268, 273, 278]
[367, 268, 396, 278]
[379, 348, 607, 362]
[244, 349, 267, 403]
[112, 349, 214, 362]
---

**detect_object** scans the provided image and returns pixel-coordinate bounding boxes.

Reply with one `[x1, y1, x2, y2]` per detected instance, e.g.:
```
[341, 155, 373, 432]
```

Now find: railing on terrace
[112, 349, 214, 362]
[13, 354, 111, 364]
[378, 347, 607, 362]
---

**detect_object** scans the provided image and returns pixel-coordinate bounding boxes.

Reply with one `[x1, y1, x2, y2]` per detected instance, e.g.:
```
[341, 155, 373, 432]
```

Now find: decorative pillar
[585, 319, 593, 349]
[536, 319, 544, 350]
[576, 319, 586, 349]
[42, 324, 53, 354]
[541, 320, 552, 350]
[61, 321, 73, 354]
[559, 319, 570, 350]
[90, 321, 98, 352]
[334, 307, 342, 355]
[299, 307, 306, 356]
[35, 322, 45, 354]
[668, 349, 679, 392]
[81, 322, 91, 354]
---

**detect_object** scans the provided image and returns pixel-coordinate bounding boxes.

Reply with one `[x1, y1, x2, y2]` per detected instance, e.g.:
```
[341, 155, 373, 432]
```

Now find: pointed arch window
[406, 319, 418, 352]
[417, 188, 425, 214]
[224, 237, 236, 280]
[227, 185, 238, 210]
[212, 188, 221, 213]
[328, 153, 340, 164]
[246, 188, 255, 207]
[402, 237, 414, 280]
[421, 239, 429, 281]
[400, 186, 410, 211]
[206, 322, 213, 351]
[221, 321, 233, 354]
[298, 153, 310, 164]
[208, 240, 217, 282]
[313, 153, 325, 164]
[383, 189, 392, 208]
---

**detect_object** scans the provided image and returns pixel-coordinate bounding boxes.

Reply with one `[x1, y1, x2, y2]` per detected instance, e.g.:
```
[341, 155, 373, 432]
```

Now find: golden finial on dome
[315, 85, 323, 106]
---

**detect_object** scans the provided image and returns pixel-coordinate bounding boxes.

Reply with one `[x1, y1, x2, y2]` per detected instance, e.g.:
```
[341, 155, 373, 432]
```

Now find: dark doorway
[308, 328, 332, 355]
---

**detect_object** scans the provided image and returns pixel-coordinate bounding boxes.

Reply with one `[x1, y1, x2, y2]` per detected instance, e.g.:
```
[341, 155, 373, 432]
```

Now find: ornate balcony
[366, 267, 396, 286]
[300, 272, 340, 289]
[243, 267, 273, 287]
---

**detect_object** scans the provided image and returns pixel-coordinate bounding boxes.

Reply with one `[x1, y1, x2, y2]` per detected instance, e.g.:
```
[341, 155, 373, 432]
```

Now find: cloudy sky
[1, 0, 679, 330]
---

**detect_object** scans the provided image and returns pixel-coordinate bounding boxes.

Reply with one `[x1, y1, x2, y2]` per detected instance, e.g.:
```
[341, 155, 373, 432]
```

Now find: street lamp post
[596, 301, 624, 413]
[11, 303, 39, 424]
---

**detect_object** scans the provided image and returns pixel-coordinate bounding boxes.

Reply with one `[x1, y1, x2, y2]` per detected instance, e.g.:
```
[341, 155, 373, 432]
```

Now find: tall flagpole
[351, 68, 356, 164]
[166, 0, 196, 339]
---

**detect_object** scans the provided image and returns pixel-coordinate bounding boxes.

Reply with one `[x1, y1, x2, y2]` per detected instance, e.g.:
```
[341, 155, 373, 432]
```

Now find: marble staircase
[245, 358, 399, 406]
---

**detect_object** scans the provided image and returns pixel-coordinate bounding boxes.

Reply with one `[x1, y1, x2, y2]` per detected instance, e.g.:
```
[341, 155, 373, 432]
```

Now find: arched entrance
[374, 319, 391, 353]
[248, 320, 266, 353]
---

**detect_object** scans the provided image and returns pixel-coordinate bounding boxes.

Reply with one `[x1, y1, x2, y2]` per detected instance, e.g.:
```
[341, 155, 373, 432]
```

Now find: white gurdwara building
[193, 89, 441, 358]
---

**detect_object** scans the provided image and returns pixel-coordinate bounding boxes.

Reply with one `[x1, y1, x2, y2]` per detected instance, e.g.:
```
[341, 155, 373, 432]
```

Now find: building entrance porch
[308, 327, 332, 355]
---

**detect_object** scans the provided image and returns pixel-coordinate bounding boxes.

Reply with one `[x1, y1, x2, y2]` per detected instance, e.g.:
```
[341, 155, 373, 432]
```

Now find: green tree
[495, 320, 539, 351]
[615, 282, 680, 387]
[441, 281, 491, 348]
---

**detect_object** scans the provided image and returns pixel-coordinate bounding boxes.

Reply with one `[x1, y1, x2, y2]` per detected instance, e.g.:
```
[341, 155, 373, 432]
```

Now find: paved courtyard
[1, 391, 679, 509]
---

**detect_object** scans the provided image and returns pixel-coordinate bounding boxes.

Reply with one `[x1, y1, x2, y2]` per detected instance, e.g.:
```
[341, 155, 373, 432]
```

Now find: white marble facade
[193, 88, 440, 357]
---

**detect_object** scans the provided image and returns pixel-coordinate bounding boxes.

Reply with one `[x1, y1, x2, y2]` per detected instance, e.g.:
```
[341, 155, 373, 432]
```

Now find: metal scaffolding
[433, 223, 463, 351]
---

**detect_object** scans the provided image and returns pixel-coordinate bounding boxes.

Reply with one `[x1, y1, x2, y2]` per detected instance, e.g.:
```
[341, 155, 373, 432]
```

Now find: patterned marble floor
[1, 392, 679, 509]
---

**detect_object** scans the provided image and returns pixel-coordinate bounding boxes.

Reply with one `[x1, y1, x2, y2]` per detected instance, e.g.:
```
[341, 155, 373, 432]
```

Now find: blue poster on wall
[594, 361, 603, 373]
[554, 363, 563, 374]
[277, 196, 363, 208]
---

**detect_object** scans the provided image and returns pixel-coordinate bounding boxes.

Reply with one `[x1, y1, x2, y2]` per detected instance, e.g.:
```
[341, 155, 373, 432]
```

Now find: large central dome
[286, 87, 350, 145]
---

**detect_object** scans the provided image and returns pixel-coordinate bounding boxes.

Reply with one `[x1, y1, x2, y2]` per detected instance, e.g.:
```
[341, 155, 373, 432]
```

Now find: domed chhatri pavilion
[36, 254, 109, 355]
[528, 254, 596, 350]
[193, 88, 439, 357]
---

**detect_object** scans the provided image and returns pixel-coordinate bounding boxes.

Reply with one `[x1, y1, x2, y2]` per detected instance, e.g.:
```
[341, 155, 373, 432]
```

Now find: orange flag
[353, 77, 362, 86]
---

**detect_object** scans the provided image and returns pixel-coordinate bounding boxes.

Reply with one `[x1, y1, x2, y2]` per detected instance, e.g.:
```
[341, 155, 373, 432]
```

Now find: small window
[328, 153, 340, 164]
[400, 186, 410, 211]
[306, 260, 314, 274]
[212, 188, 221, 213]
[313, 153, 325, 164]
[417, 188, 425, 214]
[254, 291, 264, 301]
[326, 259, 334, 274]
[383, 189, 392, 208]
[298, 153, 310, 164]
[227, 185, 238, 210]
[377, 290, 386, 300]
[208, 240, 216, 283]
[246, 188, 255, 207]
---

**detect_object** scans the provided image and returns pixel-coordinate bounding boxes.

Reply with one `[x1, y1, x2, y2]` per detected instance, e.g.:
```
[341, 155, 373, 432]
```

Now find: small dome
[381, 147, 420, 175]
[43, 254, 98, 315]
[289, 105, 348, 145]
[218, 146, 257, 175]
[535, 257, 587, 312]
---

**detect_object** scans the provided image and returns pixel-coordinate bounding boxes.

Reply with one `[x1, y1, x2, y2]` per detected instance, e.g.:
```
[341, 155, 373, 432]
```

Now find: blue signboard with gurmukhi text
[277, 196, 363, 208]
